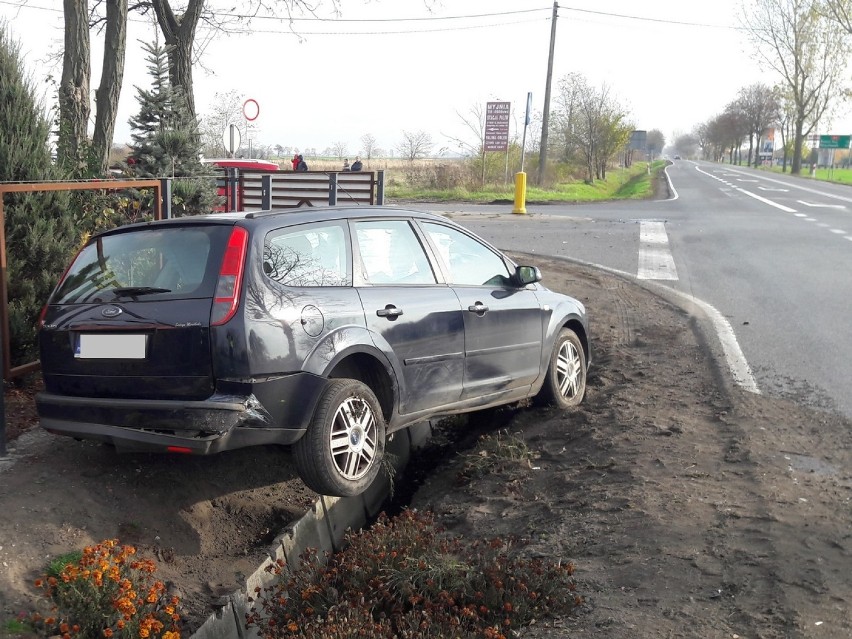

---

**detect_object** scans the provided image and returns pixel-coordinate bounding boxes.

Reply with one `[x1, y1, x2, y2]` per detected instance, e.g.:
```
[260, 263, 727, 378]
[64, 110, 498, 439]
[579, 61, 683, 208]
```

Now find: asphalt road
[414, 161, 852, 420]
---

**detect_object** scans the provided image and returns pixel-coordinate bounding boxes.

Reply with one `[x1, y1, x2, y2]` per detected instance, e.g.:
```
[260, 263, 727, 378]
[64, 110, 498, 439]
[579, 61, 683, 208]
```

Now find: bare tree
[332, 140, 348, 159]
[132, 1, 340, 120]
[741, 0, 851, 173]
[823, 0, 852, 30]
[360, 133, 377, 160]
[198, 89, 244, 157]
[561, 75, 632, 182]
[396, 130, 433, 161]
[735, 83, 780, 167]
[445, 103, 489, 184]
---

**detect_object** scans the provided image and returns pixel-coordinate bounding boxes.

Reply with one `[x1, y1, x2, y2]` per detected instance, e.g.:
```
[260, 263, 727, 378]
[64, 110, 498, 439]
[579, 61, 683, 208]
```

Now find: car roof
[100, 206, 450, 235]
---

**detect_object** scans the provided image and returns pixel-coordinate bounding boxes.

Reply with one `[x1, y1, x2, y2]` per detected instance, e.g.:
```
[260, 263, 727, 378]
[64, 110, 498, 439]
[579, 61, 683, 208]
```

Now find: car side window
[264, 223, 351, 287]
[354, 220, 437, 285]
[422, 222, 512, 287]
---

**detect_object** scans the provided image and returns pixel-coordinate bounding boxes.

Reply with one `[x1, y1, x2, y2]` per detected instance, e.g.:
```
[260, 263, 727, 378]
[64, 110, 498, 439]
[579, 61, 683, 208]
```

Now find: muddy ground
[1, 257, 850, 638]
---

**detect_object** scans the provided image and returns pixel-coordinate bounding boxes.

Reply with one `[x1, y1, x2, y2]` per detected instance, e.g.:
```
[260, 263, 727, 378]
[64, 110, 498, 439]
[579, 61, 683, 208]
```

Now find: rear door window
[52, 226, 227, 303]
[263, 222, 351, 287]
[353, 220, 437, 285]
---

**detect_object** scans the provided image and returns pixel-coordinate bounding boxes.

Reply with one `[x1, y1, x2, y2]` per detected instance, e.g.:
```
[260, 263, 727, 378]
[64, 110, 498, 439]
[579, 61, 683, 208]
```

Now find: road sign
[243, 99, 259, 122]
[818, 135, 851, 149]
[485, 101, 510, 152]
[629, 130, 647, 151]
[222, 123, 241, 156]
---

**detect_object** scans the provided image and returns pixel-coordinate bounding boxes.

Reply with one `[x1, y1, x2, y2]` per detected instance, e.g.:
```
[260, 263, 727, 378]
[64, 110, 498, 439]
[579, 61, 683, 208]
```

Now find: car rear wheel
[537, 328, 586, 408]
[294, 379, 386, 497]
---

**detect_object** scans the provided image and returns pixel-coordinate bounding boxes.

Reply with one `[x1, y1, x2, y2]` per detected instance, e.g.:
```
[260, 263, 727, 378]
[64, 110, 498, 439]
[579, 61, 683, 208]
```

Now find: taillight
[211, 227, 249, 326]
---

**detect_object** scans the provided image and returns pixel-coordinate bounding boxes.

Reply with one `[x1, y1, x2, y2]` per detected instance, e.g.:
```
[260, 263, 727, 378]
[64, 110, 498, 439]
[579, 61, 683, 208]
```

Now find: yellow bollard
[512, 171, 527, 214]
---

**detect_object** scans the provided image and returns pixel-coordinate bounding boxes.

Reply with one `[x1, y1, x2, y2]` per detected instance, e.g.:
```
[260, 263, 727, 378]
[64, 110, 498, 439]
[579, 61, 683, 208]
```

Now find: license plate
[75, 333, 147, 359]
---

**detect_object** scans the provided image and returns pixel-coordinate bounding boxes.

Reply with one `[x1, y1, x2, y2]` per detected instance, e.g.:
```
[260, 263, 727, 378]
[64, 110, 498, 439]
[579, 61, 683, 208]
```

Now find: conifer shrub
[0, 23, 79, 365]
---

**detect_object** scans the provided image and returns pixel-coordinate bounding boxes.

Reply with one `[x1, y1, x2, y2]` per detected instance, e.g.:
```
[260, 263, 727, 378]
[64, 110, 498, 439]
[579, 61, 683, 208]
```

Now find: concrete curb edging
[189, 420, 435, 639]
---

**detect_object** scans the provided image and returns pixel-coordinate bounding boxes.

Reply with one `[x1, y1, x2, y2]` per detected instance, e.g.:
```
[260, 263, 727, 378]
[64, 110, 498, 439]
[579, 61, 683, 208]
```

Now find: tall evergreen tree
[0, 22, 80, 365]
[127, 40, 215, 214]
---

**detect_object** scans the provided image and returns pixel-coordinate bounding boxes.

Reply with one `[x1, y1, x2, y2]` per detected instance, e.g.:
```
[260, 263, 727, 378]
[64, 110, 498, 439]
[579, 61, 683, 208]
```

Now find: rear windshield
[52, 225, 232, 304]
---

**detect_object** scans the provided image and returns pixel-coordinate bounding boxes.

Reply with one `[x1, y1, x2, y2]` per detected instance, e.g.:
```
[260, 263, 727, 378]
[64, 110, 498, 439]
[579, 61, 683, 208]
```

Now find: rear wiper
[111, 286, 171, 297]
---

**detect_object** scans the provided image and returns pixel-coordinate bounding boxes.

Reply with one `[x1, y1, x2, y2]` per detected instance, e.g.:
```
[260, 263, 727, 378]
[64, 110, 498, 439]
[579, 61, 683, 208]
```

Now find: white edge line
[540, 257, 761, 395]
[659, 163, 679, 201]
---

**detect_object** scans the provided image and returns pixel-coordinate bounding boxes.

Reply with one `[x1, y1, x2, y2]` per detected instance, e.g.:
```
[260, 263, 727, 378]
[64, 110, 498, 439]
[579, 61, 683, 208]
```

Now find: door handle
[467, 302, 489, 314]
[376, 305, 404, 319]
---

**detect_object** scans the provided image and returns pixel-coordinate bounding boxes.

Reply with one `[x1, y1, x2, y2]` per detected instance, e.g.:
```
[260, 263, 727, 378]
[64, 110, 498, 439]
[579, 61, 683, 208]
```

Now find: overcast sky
[3, 0, 852, 157]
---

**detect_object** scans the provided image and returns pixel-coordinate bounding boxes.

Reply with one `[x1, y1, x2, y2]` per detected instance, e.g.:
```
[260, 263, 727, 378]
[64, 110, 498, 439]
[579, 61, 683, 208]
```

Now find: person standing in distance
[350, 156, 363, 171]
[296, 155, 308, 171]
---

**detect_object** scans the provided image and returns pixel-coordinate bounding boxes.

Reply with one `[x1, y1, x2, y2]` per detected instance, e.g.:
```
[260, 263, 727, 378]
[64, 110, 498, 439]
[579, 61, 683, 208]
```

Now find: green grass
[386, 161, 667, 203]
[761, 164, 852, 185]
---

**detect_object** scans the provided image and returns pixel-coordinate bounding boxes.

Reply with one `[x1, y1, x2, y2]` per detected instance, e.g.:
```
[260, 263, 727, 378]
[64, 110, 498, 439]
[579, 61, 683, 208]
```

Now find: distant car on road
[36, 207, 590, 496]
[674, 155, 681, 160]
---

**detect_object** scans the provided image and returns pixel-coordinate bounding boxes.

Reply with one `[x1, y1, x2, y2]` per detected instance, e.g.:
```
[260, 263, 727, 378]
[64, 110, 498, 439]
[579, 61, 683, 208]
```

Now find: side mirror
[515, 265, 542, 286]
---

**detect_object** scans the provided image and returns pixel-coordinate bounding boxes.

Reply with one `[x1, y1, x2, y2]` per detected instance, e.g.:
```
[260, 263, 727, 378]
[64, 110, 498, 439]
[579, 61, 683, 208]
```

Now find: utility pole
[537, 1, 558, 186]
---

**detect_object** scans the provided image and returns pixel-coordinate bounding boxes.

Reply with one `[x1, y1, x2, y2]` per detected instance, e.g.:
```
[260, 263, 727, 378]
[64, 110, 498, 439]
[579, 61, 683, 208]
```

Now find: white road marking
[795, 213, 807, 217]
[737, 178, 759, 182]
[830, 229, 846, 234]
[638, 221, 678, 280]
[805, 218, 817, 222]
[759, 187, 789, 192]
[737, 188, 797, 212]
[797, 200, 847, 209]
[575, 260, 759, 395]
[695, 166, 797, 212]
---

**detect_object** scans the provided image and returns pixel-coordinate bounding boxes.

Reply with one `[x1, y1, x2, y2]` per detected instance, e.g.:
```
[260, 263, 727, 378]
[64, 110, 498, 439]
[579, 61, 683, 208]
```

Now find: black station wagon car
[36, 206, 590, 497]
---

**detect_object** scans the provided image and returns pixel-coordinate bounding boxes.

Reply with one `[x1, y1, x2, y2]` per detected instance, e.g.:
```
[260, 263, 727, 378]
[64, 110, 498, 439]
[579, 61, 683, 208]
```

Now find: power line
[560, 5, 739, 31]
[253, 7, 551, 23]
[229, 16, 549, 37]
[1, 2, 737, 32]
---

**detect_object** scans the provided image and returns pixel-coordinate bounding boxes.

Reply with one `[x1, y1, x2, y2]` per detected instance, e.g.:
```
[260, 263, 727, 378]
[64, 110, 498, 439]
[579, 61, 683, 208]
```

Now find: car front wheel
[294, 379, 386, 497]
[537, 328, 586, 408]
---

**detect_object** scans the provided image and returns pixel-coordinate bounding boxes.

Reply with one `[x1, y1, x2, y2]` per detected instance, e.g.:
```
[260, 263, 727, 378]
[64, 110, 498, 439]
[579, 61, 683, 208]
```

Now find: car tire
[294, 379, 386, 497]
[537, 328, 586, 408]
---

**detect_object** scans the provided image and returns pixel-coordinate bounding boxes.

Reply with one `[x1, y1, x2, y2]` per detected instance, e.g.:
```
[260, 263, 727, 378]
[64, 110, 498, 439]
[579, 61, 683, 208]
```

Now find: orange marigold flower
[503, 602, 513, 612]
[34, 579, 43, 588]
[72, 625, 80, 632]
[103, 628, 113, 638]
[47, 577, 57, 586]
[45, 617, 56, 626]
[162, 632, 181, 639]
[60, 622, 69, 633]
[287, 622, 298, 632]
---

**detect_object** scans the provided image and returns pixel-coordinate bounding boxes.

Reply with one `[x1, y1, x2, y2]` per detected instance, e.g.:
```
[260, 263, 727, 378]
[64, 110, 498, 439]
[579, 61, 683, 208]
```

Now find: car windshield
[52, 226, 228, 304]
